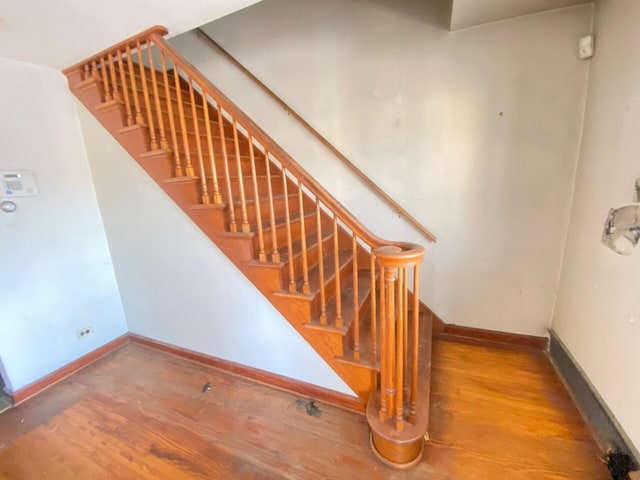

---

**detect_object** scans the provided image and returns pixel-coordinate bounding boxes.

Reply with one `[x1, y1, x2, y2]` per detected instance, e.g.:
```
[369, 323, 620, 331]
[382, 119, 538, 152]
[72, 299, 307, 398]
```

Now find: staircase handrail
[194, 28, 436, 244]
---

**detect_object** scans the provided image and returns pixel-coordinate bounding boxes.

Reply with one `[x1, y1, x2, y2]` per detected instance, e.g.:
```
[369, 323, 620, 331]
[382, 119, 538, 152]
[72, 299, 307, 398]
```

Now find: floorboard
[0, 340, 609, 479]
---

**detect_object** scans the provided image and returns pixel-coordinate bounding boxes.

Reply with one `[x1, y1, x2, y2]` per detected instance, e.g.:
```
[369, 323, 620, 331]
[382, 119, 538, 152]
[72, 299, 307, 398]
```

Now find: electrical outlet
[76, 327, 93, 339]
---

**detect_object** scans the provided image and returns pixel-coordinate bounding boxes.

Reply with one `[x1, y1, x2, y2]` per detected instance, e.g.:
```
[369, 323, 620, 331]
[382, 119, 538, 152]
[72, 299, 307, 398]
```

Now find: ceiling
[449, 0, 593, 30]
[0, 0, 262, 69]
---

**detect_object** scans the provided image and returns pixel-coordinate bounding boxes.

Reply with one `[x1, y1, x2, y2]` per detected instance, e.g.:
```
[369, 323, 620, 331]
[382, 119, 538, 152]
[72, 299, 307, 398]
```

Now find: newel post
[367, 243, 428, 469]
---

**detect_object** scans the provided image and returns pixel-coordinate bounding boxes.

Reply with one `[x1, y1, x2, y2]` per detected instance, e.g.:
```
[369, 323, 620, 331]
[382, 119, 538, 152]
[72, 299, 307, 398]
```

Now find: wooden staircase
[63, 26, 432, 468]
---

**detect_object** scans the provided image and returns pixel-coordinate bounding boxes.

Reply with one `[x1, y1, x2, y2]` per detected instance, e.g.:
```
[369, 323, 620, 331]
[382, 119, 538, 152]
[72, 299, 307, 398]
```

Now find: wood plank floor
[0, 340, 609, 479]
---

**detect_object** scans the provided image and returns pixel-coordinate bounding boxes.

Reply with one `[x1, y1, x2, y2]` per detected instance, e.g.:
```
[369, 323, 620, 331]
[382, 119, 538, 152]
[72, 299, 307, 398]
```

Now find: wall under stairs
[76, 100, 354, 396]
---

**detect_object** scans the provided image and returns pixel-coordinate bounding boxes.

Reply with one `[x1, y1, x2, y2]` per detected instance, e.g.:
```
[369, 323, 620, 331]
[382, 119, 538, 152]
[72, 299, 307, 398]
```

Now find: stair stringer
[70, 77, 376, 402]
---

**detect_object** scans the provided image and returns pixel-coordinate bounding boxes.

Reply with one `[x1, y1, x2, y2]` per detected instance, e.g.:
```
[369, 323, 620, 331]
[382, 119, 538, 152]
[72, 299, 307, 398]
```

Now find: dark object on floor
[201, 382, 211, 393]
[607, 449, 636, 480]
[295, 399, 321, 417]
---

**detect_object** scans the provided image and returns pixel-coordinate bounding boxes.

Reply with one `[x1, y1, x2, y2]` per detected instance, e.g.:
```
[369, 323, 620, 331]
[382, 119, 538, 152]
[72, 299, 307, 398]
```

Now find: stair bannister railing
[63, 26, 429, 467]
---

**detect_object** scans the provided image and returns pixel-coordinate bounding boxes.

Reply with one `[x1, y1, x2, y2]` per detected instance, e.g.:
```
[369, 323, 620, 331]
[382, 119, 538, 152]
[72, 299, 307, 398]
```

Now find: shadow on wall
[368, 0, 452, 30]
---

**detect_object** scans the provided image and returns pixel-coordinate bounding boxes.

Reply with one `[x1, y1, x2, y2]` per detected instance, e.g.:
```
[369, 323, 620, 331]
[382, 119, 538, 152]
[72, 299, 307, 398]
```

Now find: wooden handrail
[194, 28, 436, 243]
[63, 26, 168, 75]
[151, 32, 419, 252]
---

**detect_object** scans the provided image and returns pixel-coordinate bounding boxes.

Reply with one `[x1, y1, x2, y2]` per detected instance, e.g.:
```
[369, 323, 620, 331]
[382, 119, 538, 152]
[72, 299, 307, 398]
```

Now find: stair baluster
[352, 233, 360, 360]
[107, 53, 121, 102]
[173, 66, 195, 175]
[264, 150, 280, 262]
[248, 135, 267, 261]
[298, 179, 310, 294]
[125, 46, 144, 125]
[63, 26, 431, 468]
[116, 49, 134, 126]
[100, 57, 112, 101]
[282, 168, 296, 293]
[159, 52, 182, 176]
[316, 199, 328, 325]
[135, 41, 157, 150]
[232, 120, 251, 232]
[187, 78, 209, 204]
[333, 215, 343, 329]
[203, 94, 222, 204]
[146, 41, 168, 150]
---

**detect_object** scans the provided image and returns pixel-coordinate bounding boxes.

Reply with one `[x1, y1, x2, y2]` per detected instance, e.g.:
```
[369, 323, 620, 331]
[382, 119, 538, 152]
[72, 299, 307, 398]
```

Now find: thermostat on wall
[1, 171, 39, 198]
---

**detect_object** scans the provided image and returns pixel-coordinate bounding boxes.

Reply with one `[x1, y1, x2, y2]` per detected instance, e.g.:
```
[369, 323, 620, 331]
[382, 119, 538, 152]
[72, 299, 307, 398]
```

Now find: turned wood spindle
[146, 41, 168, 150]
[203, 94, 222, 203]
[264, 151, 280, 262]
[217, 107, 236, 231]
[116, 49, 134, 126]
[409, 264, 420, 423]
[249, 136, 266, 261]
[136, 40, 157, 150]
[333, 215, 343, 329]
[378, 266, 388, 421]
[100, 57, 112, 101]
[316, 200, 327, 325]
[125, 46, 144, 125]
[370, 252, 378, 364]
[282, 168, 296, 293]
[352, 233, 360, 360]
[298, 180, 310, 294]
[107, 52, 121, 102]
[172, 67, 194, 176]
[232, 120, 250, 232]
[159, 52, 182, 176]
[395, 266, 405, 432]
[188, 80, 209, 204]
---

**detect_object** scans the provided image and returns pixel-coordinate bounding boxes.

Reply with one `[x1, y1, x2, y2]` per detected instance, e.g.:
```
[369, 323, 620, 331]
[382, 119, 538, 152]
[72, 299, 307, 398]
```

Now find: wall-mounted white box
[1, 171, 39, 198]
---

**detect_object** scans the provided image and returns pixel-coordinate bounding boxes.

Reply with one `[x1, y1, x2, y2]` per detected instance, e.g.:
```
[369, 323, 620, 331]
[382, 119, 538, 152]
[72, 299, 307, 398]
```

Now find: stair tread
[305, 268, 373, 333]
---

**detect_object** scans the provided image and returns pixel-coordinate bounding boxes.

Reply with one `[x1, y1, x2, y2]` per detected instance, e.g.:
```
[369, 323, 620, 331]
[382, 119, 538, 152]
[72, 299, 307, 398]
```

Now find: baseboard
[549, 329, 639, 466]
[129, 333, 366, 414]
[11, 334, 130, 405]
[435, 324, 548, 350]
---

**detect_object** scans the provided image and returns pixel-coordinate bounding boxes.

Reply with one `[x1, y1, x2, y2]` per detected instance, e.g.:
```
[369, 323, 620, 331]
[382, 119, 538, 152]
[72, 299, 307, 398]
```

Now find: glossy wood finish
[194, 28, 437, 244]
[62, 27, 432, 464]
[437, 325, 549, 350]
[10, 335, 128, 405]
[0, 340, 608, 479]
[129, 334, 364, 413]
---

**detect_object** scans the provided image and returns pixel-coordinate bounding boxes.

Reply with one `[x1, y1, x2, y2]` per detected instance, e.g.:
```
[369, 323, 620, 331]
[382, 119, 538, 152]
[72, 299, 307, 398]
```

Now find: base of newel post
[366, 389, 429, 469]
[369, 431, 424, 470]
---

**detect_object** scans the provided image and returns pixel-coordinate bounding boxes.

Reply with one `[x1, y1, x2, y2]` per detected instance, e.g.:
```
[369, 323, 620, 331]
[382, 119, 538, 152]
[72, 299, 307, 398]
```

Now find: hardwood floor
[0, 340, 609, 479]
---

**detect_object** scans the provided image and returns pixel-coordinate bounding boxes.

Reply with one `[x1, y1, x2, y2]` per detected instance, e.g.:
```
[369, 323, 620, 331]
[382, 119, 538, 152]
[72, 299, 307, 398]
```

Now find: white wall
[0, 0, 263, 69]
[553, 0, 640, 452]
[176, 0, 593, 336]
[450, 0, 590, 30]
[0, 57, 128, 393]
[76, 104, 353, 396]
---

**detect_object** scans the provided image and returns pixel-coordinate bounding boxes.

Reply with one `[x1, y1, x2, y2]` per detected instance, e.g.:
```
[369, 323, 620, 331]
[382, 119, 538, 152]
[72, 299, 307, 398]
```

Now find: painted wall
[176, 0, 593, 336]
[0, 57, 128, 393]
[553, 0, 640, 453]
[450, 0, 590, 30]
[76, 104, 353, 396]
[0, 0, 263, 69]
